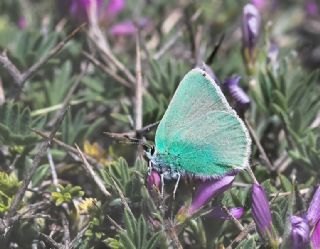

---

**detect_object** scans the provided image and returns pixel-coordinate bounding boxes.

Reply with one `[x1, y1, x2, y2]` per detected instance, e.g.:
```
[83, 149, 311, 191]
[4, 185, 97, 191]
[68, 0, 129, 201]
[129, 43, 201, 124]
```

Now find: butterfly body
[147, 68, 251, 180]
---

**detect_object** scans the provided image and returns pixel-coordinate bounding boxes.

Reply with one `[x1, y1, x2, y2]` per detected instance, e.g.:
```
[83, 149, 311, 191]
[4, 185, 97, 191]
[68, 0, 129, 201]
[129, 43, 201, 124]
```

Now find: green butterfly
[146, 67, 251, 195]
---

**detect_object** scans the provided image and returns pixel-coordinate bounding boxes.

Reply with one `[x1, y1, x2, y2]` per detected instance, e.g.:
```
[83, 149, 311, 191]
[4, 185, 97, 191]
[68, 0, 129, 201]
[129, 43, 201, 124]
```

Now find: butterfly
[146, 67, 251, 196]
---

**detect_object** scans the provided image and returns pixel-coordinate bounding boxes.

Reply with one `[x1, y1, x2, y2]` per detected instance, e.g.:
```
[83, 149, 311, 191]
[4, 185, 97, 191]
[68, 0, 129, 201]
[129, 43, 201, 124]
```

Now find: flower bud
[290, 216, 310, 249]
[252, 184, 275, 241]
[242, 3, 261, 68]
[146, 170, 161, 192]
[224, 76, 250, 112]
[307, 186, 320, 227]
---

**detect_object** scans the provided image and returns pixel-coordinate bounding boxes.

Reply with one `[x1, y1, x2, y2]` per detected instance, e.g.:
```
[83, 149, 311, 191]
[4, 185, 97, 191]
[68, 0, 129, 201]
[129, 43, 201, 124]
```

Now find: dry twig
[82, 51, 131, 88]
[135, 33, 143, 130]
[6, 105, 69, 218]
[245, 118, 274, 171]
[75, 144, 111, 197]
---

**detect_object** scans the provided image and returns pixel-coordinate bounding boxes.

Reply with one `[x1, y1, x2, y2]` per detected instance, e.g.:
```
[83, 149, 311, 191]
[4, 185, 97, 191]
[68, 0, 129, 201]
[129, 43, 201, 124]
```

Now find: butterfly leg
[173, 173, 181, 200]
[147, 160, 152, 175]
[160, 173, 164, 198]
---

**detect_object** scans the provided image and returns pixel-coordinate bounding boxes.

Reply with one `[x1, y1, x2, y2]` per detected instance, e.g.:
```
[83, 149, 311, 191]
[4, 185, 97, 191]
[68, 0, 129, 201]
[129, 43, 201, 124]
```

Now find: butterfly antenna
[173, 173, 181, 200]
[104, 131, 152, 149]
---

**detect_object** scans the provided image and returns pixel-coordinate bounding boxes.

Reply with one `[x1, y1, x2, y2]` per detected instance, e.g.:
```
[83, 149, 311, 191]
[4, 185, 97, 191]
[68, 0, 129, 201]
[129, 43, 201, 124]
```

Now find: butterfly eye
[151, 145, 155, 155]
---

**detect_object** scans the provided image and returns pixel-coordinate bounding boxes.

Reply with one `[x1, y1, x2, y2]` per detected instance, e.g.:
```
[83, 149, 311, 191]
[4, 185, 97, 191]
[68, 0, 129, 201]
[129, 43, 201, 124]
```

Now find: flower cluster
[57, 0, 148, 36]
[289, 186, 320, 249]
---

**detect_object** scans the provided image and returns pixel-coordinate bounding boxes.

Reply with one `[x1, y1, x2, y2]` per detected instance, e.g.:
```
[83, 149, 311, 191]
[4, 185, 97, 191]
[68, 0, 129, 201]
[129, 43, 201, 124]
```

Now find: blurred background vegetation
[0, 0, 319, 248]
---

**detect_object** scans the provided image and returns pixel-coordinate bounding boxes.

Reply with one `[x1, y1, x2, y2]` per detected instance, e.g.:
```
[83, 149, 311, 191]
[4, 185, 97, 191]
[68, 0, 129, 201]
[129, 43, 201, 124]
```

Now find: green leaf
[235, 237, 256, 249]
[31, 164, 50, 187]
[272, 211, 284, 235]
[279, 174, 292, 192]
[0, 102, 39, 145]
[144, 232, 161, 249]
[119, 232, 136, 249]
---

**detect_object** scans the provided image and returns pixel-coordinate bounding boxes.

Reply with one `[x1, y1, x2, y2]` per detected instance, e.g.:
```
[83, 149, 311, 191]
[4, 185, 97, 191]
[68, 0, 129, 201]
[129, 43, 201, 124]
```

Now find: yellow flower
[78, 198, 98, 214]
[83, 140, 109, 165]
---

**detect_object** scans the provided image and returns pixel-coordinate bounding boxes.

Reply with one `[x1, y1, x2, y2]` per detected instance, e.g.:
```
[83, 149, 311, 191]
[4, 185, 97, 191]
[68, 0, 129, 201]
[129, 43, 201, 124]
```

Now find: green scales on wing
[154, 68, 251, 178]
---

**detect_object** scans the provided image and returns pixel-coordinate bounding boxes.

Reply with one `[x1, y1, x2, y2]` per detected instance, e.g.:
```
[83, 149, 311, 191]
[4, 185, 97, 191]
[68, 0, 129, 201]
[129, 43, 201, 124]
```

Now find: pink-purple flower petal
[290, 215, 310, 249]
[106, 0, 125, 16]
[311, 220, 320, 249]
[242, 4, 261, 56]
[252, 183, 273, 238]
[307, 186, 320, 227]
[224, 76, 250, 109]
[188, 175, 235, 215]
[146, 170, 161, 192]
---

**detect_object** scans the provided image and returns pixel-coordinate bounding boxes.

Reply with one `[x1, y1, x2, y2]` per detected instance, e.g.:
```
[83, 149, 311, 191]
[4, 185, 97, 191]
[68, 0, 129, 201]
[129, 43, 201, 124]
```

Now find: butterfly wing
[155, 68, 251, 177]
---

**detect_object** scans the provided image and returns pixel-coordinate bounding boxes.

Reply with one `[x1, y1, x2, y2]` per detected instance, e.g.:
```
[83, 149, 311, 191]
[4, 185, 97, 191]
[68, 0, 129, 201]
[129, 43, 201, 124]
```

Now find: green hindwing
[155, 68, 251, 177]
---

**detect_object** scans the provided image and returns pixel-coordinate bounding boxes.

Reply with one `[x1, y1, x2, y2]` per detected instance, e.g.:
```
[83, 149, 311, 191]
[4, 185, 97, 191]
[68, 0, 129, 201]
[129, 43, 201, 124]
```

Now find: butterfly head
[144, 144, 156, 160]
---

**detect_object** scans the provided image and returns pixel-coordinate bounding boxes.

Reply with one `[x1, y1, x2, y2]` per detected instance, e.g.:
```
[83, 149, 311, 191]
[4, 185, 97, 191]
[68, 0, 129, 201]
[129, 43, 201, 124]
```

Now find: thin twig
[82, 51, 131, 88]
[226, 221, 256, 249]
[222, 206, 244, 231]
[87, 29, 136, 84]
[106, 172, 134, 218]
[135, 33, 143, 130]
[39, 233, 62, 249]
[153, 9, 202, 60]
[6, 105, 69, 218]
[106, 214, 124, 231]
[246, 166, 259, 185]
[0, 51, 23, 86]
[245, 118, 274, 171]
[31, 99, 84, 116]
[33, 129, 104, 168]
[75, 144, 111, 197]
[69, 223, 90, 249]
[165, 220, 183, 249]
[47, 149, 58, 186]
[61, 212, 70, 248]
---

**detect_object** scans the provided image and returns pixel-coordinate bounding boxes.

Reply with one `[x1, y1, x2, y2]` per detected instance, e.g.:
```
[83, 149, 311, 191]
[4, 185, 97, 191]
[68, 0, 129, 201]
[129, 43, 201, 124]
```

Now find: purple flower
[252, 183, 274, 239]
[251, 0, 268, 11]
[69, 0, 102, 22]
[106, 0, 125, 16]
[58, 0, 124, 23]
[267, 42, 279, 69]
[311, 220, 320, 249]
[188, 175, 235, 215]
[208, 206, 244, 220]
[290, 216, 310, 249]
[305, 1, 319, 16]
[307, 186, 320, 227]
[146, 170, 161, 192]
[109, 18, 149, 36]
[224, 76, 250, 111]
[200, 64, 220, 84]
[57, 0, 149, 37]
[242, 4, 261, 61]
[18, 16, 27, 30]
